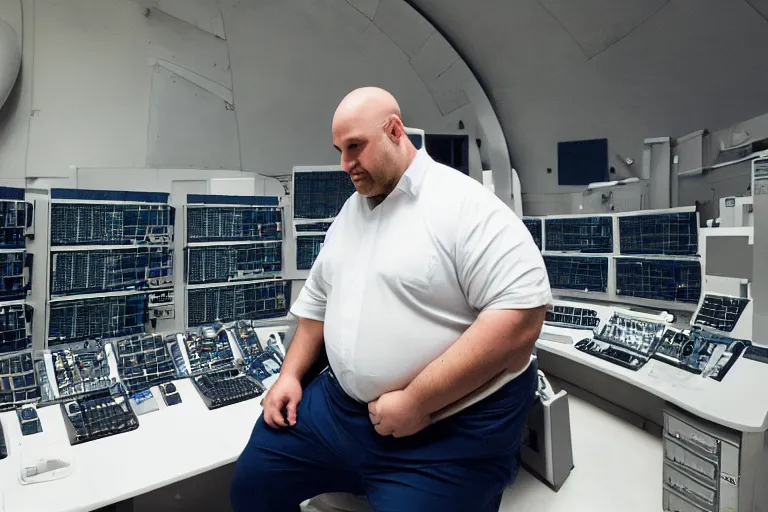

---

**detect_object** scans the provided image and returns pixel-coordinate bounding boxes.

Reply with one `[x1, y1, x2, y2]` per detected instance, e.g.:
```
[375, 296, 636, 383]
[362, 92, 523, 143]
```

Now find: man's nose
[340, 151, 356, 173]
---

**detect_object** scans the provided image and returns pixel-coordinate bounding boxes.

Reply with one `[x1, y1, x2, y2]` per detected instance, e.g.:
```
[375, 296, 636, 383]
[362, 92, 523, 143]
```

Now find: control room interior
[0, 1, 768, 511]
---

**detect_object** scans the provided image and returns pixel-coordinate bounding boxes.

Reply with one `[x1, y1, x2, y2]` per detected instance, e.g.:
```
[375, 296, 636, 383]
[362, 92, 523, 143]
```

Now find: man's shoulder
[423, 161, 514, 217]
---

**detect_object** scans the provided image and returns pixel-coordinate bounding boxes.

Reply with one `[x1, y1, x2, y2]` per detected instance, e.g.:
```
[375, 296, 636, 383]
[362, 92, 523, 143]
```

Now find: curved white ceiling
[409, 0, 768, 197]
[0, 18, 20, 110]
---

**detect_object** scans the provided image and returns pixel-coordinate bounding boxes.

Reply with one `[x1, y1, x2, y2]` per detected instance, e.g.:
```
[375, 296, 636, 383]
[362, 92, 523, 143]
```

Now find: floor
[500, 394, 663, 512]
[123, 394, 663, 512]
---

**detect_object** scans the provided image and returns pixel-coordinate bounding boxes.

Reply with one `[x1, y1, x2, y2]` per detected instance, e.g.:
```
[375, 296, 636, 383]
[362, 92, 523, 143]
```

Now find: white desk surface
[0, 378, 265, 512]
[537, 300, 768, 433]
[3, 308, 768, 511]
[0, 323, 292, 512]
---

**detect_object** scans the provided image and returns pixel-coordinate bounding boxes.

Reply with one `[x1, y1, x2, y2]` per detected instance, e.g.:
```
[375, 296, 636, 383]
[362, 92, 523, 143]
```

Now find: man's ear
[386, 117, 404, 143]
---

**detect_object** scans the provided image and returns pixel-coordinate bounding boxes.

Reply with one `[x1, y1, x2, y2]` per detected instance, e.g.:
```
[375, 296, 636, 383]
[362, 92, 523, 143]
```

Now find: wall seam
[217, 0, 243, 172]
[744, 0, 768, 24]
[533, 0, 589, 59]
[585, 0, 671, 61]
[22, 0, 33, 181]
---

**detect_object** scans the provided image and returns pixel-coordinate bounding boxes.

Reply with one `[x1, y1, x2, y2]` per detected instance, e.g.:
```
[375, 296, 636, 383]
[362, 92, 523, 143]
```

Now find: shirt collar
[395, 149, 431, 198]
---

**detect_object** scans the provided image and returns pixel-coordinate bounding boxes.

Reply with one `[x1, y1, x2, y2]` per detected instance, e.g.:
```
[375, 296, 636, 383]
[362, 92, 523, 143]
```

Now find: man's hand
[261, 374, 302, 428]
[368, 389, 431, 438]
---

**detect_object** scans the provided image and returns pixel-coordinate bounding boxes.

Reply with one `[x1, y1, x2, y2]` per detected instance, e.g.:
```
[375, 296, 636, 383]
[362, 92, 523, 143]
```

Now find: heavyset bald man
[230, 87, 552, 512]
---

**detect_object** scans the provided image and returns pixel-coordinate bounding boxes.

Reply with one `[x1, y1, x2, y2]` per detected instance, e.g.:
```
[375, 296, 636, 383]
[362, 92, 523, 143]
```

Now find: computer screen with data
[544, 216, 613, 253]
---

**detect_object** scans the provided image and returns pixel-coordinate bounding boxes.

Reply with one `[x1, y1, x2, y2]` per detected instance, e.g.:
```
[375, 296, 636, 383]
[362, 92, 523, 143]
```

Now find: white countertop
[536, 301, 768, 433]
[2, 309, 768, 511]
[0, 378, 265, 512]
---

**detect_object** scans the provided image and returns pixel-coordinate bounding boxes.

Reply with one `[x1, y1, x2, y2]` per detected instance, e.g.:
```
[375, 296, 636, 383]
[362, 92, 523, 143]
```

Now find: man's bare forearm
[404, 307, 547, 417]
[280, 317, 325, 381]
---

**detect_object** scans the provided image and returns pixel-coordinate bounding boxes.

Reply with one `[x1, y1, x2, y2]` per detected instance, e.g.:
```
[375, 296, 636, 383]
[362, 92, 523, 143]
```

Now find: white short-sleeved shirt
[291, 150, 552, 406]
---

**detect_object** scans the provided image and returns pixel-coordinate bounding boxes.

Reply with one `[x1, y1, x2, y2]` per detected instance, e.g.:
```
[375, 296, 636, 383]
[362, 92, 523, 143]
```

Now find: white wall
[411, 0, 768, 215]
[0, 0, 496, 190]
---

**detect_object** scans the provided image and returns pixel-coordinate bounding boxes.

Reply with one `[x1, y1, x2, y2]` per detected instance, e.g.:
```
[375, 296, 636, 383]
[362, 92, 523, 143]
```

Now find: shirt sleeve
[456, 193, 552, 312]
[289, 220, 338, 322]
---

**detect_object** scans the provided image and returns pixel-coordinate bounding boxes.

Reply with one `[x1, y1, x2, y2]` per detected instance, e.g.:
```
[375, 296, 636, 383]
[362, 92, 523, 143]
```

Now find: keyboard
[115, 334, 177, 393]
[574, 338, 647, 371]
[62, 392, 139, 445]
[192, 369, 264, 410]
[545, 306, 600, 330]
[743, 345, 768, 365]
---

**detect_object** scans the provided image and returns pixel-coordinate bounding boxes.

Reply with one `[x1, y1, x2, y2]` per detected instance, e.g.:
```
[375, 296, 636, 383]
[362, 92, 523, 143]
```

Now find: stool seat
[301, 493, 372, 512]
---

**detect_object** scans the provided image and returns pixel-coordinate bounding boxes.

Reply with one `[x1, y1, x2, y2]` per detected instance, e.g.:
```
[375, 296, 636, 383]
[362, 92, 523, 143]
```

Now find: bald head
[333, 87, 401, 134]
[332, 87, 417, 200]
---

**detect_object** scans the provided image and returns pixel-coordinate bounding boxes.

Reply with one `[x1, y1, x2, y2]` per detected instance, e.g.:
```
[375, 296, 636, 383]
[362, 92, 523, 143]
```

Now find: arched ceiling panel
[409, 0, 586, 93]
[345, 0, 380, 20]
[538, 0, 668, 57]
[373, 0, 434, 57]
[747, 0, 768, 18]
[411, 0, 768, 198]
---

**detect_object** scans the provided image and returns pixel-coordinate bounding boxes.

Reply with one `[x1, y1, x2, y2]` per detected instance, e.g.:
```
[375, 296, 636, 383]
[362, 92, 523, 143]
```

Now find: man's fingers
[368, 401, 377, 416]
[374, 423, 393, 436]
[286, 399, 298, 426]
[270, 407, 288, 427]
[368, 411, 379, 425]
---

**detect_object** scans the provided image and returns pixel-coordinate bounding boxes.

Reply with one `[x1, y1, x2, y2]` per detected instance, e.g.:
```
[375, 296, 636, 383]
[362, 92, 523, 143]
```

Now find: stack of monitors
[543, 216, 612, 294]
[185, 195, 289, 327]
[0, 187, 37, 417]
[293, 169, 355, 271]
[539, 209, 702, 309]
[48, 189, 176, 347]
[574, 313, 666, 371]
[615, 211, 701, 305]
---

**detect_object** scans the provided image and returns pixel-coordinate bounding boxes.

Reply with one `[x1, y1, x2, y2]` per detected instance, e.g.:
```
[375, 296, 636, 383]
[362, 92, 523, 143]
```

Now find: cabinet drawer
[664, 487, 710, 512]
[664, 436, 718, 484]
[663, 463, 716, 511]
[665, 414, 719, 458]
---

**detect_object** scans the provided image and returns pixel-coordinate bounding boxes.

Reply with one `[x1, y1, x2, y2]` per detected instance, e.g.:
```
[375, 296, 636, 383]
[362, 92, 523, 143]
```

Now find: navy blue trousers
[230, 363, 536, 512]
